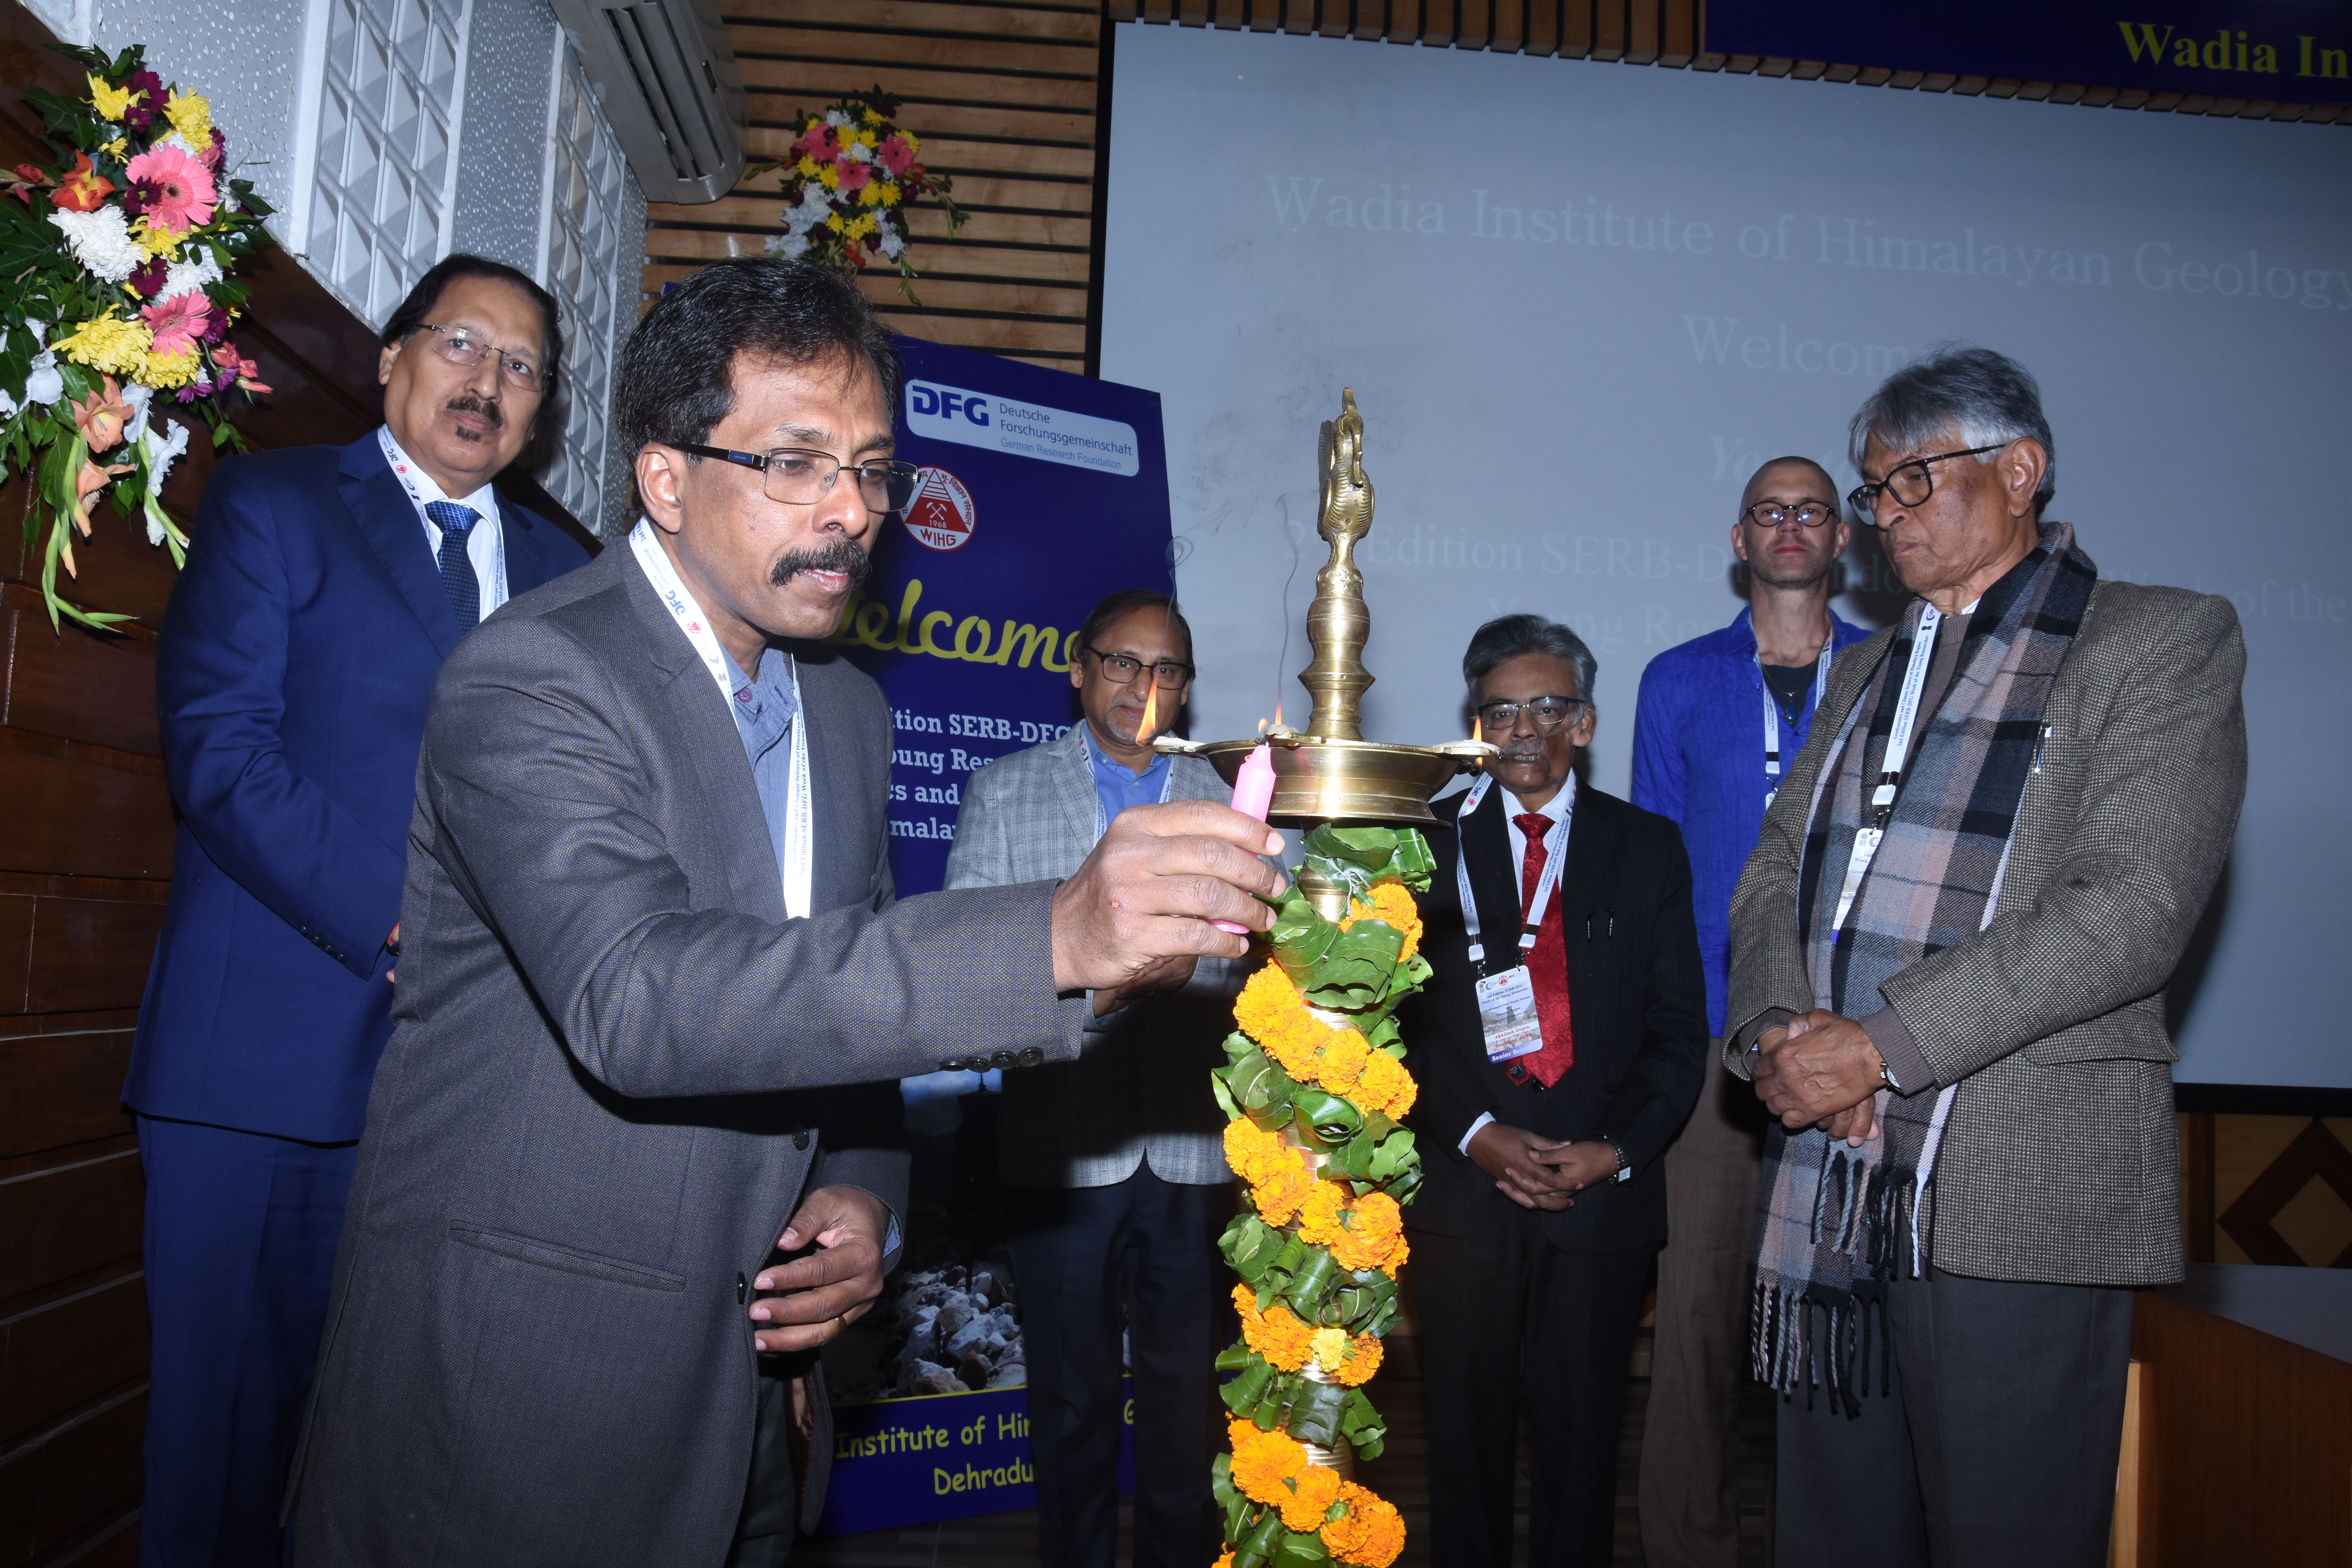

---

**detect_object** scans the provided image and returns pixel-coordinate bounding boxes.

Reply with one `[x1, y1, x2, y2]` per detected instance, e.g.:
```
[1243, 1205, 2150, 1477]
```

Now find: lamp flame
[1138, 681, 1159, 741]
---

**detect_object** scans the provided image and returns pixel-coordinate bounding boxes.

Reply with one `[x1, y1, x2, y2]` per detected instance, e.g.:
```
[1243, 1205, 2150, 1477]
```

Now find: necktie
[426, 501, 481, 625]
[1509, 811, 1575, 1088]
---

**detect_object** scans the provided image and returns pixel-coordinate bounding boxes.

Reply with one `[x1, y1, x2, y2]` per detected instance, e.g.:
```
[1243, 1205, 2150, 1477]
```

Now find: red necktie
[1510, 812, 1575, 1088]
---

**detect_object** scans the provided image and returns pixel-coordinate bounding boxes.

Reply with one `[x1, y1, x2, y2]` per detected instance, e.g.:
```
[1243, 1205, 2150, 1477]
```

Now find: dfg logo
[907, 383, 992, 427]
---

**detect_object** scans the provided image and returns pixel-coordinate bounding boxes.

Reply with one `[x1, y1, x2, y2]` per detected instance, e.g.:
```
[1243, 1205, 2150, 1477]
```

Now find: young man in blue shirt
[1630, 457, 1870, 1568]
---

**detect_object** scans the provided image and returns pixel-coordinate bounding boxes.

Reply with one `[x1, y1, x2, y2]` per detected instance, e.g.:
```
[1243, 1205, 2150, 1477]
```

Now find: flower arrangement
[750, 87, 964, 305]
[1210, 824, 1436, 1568]
[0, 43, 274, 630]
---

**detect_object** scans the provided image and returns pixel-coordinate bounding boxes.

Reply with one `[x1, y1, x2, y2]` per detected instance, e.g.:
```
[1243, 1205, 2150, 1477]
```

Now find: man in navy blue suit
[125, 253, 591, 1565]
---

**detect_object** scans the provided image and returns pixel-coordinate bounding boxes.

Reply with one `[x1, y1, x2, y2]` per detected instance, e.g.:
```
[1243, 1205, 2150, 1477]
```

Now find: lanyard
[1829, 604, 1942, 936]
[629, 520, 813, 918]
[378, 426, 508, 611]
[1079, 725, 1175, 844]
[1455, 773, 1573, 971]
[1760, 633, 1836, 809]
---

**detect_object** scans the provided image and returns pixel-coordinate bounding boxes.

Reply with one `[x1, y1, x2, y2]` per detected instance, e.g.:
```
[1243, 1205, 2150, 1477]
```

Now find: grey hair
[1848, 344, 2057, 509]
[1462, 613, 1597, 704]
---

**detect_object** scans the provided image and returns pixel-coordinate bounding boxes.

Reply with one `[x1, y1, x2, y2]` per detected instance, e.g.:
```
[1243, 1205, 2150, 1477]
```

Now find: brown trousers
[1637, 1056, 1768, 1568]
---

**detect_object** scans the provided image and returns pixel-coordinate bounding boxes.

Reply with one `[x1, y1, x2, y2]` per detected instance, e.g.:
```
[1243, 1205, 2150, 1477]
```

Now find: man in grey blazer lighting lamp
[287, 259, 1287, 1567]
[1729, 346, 2245, 1568]
[945, 588, 1240, 1568]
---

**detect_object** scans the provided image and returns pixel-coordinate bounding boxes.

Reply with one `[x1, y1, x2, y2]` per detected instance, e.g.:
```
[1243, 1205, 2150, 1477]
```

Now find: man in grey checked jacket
[945, 589, 1242, 1568]
[1727, 347, 2246, 1568]
[286, 261, 1287, 1568]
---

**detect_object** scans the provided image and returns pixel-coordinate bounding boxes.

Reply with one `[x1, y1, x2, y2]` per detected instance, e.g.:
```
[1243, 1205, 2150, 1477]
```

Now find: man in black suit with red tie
[1399, 613, 1709, 1567]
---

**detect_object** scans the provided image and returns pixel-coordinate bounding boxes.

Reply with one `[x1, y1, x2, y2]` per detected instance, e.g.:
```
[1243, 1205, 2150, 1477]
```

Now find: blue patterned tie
[425, 501, 481, 625]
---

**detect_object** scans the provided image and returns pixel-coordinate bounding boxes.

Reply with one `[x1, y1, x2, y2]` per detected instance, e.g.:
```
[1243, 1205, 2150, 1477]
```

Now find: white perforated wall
[535, 36, 631, 530]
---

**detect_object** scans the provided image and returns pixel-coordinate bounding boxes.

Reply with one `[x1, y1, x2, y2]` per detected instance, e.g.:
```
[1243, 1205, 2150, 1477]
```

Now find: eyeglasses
[677, 444, 922, 511]
[413, 324, 546, 392]
[1846, 444, 2008, 525]
[1476, 696, 1588, 731]
[1742, 500, 1838, 530]
[1083, 646, 1195, 688]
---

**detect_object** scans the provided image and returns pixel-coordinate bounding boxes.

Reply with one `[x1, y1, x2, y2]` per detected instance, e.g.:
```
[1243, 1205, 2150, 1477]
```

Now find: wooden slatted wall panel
[643, 0, 1105, 368]
[1107, 0, 2349, 124]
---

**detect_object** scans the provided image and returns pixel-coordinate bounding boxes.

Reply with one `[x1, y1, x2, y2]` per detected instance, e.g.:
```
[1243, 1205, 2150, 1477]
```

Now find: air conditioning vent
[552, 0, 747, 205]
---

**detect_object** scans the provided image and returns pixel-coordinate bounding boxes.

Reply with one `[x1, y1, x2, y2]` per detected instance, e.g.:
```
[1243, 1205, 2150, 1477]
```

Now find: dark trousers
[136, 1114, 358, 1568]
[1639, 1058, 1767, 1568]
[1412, 1218, 1653, 1568]
[1776, 1264, 2135, 1568]
[1007, 1168, 1228, 1568]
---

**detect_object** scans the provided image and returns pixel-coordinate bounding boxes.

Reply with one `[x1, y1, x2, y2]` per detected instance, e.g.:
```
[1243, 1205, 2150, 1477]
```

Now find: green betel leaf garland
[1210, 826, 1431, 1568]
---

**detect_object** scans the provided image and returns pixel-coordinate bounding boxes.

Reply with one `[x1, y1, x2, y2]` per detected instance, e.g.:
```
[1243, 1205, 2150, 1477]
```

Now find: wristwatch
[1602, 1136, 1632, 1184]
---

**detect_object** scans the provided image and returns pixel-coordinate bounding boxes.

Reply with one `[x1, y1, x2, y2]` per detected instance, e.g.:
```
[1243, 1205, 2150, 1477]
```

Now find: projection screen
[1100, 26, 2352, 1089]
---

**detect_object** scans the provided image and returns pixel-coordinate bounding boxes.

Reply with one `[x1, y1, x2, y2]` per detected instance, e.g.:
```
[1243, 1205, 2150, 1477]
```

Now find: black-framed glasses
[678, 443, 922, 511]
[1083, 645, 1195, 688]
[414, 323, 546, 391]
[1477, 696, 1588, 731]
[1847, 443, 2009, 524]
[1741, 500, 1838, 530]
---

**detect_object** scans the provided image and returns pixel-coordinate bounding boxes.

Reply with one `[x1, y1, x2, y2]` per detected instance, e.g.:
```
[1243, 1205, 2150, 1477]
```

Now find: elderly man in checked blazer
[1728, 347, 2246, 1568]
[946, 588, 1243, 1568]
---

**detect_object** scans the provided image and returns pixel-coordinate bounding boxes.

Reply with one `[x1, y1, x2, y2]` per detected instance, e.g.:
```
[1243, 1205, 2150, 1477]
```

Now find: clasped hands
[1752, 1008, 1887, 1147]
[1467, 1123, 1620, 1211]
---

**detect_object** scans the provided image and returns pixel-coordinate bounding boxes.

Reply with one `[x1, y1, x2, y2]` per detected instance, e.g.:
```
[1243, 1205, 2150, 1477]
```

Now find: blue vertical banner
[830, 338, 1174, 897]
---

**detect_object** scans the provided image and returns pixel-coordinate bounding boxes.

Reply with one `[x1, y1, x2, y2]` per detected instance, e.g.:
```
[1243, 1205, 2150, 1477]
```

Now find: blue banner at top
[828, 338, 1174, 897]
[1705, 1, 2352, 105]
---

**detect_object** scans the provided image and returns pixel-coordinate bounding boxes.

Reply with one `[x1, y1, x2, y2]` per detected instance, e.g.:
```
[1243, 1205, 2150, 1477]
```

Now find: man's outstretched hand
[1051, 799, 1287, 996]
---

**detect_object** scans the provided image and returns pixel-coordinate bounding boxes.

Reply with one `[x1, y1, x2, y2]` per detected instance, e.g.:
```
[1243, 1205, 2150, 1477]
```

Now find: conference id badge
[1831, 826, 1883, 935]
[1475, 965, 1545, 1063]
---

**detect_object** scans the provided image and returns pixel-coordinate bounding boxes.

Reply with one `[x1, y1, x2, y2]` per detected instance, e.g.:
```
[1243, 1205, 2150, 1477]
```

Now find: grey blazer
[290, 546, 1092, 1566]
[944, 723, 1241, 1187]
[1727, 570, 2246, 1289]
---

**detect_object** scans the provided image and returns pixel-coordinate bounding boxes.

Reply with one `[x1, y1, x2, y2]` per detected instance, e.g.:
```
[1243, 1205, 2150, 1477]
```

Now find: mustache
[445, 395, 503, 429]
[770, 537, 871, 590]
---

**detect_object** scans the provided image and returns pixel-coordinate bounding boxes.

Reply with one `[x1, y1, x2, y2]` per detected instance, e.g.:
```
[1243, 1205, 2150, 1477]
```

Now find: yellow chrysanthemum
[795, 154, 819, 178]
[88, 74, 132, 121]
[857, 181, 884, 207]
[825, 212, 845, 233]
[101, 136, 129, 161]
[846, 212, 877, 238]
[862, 105, 884, 124]
[877, 180, 901, 207]
[902, 129, 920, 153]
[1323, 1482, 1406, 1568]
[140, 344, 203, 389]
[53, 314, 153, 378]
[130, 215, 181, 261]
[164, 89, 212, 148]
[818, 164, 840, 190]
[857, 128, 877, 147]
[1309, 1327, 1349, 1372]
[1278, 1464, 1343, 1532]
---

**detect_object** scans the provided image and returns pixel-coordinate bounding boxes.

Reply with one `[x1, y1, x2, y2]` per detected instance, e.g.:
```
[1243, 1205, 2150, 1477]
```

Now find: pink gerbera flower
[143, 290, 212, 358]
[877, 134, 913, 176]
[837, 158, 871, 192]
[121, 143, 216, 236]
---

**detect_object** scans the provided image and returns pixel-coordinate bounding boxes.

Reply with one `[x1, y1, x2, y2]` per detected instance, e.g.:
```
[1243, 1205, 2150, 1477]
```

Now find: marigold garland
[1213, 826, 1433, 1568]
[1323, 1481, 1408, 1568]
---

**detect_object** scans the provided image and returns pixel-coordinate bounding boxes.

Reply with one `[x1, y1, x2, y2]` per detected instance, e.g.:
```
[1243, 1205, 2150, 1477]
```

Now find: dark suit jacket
[1398, 782, 1708, 1255]
[289, 545, 1096, 1566]
[126, 432, 588, 1142]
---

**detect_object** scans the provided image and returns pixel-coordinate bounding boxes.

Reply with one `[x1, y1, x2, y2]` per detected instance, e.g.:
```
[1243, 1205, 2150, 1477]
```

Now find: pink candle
[1214, 742, 1278, 933]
